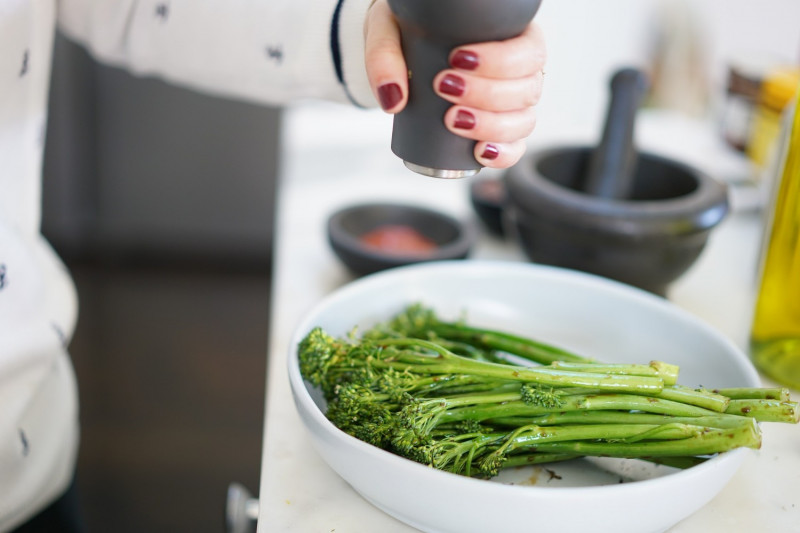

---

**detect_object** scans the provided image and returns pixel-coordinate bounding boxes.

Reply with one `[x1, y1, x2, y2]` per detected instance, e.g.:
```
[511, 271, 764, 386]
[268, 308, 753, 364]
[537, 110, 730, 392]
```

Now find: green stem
[714, 387, 791, 401]
[424, 323, 590, 364]
[653, 385, 730, 412]
[550, 361, 679, 386]
[520, 419, 762, 457]
[428, 338, 510, 365]
[500, 452, 580, 468]
[440, 388, 527, 408]
[502, 453, 709, 471]
[503, 423, 707, 452]
[442, 393, 717, 424]
[376, 339, 664, 393]
[492, 384, 729, 412]
[725, 399, 800, 423]
[479, 422, 730, 477]
[487, 411, 751, 429]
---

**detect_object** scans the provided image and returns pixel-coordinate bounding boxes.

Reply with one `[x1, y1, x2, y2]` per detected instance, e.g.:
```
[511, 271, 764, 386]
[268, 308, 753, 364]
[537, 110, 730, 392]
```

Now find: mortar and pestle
[388, 0, 543, 178]
[504, 68, 730, 296]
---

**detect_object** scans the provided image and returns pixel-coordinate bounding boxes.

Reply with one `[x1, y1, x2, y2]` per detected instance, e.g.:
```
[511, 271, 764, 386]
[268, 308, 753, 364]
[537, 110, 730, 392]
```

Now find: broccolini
[298, 304, 799, 479]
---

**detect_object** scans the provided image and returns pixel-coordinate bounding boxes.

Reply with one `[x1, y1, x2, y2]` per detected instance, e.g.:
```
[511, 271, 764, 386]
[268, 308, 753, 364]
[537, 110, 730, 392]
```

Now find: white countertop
[256, 113, 799, 532]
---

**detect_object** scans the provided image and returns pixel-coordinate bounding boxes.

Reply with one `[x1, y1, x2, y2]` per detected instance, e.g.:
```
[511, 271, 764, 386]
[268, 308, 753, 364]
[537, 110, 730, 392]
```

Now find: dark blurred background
[42, 32, 280, 533]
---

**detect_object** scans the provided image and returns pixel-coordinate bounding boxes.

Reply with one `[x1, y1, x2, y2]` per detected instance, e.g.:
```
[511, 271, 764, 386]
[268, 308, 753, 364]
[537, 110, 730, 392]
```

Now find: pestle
[387, 0, 543, 179]
[583, 68, 650, 199]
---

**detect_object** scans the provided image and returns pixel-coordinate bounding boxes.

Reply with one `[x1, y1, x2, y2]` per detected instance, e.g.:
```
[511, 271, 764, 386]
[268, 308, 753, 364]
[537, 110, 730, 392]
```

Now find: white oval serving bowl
[287, 261, 760, 533]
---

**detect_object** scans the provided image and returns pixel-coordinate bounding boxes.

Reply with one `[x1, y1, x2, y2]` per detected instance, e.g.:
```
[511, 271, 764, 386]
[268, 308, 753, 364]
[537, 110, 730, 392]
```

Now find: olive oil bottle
[750, 86, 800, 389]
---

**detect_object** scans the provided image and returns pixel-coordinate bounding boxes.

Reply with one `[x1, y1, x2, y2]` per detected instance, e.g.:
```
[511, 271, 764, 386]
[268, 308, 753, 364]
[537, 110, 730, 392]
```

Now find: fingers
[475, 141, 527, 169]
[364, 10, 546, 170]
[364, 0, 407, 113]
[443, 106, 537, 144]
[434, 70, 545, 112]
[448, 22, 547, 79]
[434, 22, 545, 169]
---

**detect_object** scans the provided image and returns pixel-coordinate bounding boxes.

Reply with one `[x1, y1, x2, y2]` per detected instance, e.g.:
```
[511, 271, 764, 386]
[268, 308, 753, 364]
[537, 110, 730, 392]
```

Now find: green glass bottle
[750, 85, 800, 390]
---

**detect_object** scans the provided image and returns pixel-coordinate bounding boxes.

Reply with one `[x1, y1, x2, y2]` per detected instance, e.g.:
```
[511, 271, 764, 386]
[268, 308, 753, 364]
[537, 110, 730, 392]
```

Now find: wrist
[336, 0, 379, 107]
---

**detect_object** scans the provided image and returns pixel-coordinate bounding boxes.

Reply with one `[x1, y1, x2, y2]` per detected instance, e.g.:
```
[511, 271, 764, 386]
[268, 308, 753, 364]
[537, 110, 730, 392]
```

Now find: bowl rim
[288, 260, 758, 498]
[326, 201, 476, 263]
[504, 146, 730, 237]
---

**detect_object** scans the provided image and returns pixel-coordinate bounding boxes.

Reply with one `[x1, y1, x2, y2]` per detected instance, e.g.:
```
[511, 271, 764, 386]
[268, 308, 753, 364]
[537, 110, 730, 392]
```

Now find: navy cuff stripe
[330, 0, 365, 107]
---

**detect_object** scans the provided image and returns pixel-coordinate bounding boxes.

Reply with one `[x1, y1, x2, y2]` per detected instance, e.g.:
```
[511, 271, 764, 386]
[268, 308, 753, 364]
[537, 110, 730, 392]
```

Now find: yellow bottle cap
[760, 67, 800, 112]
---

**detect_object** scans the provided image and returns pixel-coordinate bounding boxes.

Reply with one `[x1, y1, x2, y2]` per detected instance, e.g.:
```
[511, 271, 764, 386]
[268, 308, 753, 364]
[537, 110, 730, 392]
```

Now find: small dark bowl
[327, 202, 476, 276]
[469, 176, 508, 237]
[504, 146, 730, 296]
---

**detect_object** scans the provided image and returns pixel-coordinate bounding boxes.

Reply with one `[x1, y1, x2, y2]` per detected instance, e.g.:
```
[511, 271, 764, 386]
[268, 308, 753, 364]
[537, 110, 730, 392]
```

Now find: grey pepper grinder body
[387, 0, 543, 178]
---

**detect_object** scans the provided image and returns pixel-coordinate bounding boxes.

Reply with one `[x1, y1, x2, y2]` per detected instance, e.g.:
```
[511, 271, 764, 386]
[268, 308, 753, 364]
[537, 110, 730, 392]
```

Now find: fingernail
[481, 144, 500, 160]
[453, 109, 476, 130]
[439, 74, 465, 97]
[377, 82, 402, 111]
[451, 50, 479, 71]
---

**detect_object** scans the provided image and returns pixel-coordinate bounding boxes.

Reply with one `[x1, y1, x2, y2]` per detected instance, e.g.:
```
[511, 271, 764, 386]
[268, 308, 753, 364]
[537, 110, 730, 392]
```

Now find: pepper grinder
[387, 0, 543, 178]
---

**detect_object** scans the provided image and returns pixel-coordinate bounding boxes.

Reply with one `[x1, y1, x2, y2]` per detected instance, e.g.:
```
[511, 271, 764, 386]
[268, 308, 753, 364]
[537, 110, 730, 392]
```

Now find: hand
[364, 0, 546, 169]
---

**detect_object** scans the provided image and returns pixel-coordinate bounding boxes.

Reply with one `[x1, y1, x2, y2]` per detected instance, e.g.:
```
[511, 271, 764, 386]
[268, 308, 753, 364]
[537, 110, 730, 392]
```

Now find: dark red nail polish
[439, 74, 465, 97]
[453, 109, 476, 130]
[377, 82, 402, 111]
[481, 144, 500, 160]
[451, 50, 479, 70]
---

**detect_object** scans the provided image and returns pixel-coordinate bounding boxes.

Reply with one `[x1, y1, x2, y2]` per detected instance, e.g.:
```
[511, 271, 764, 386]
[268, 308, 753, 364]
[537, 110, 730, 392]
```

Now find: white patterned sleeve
[0, 225, 79, 531]
[56, 0, 377, 108]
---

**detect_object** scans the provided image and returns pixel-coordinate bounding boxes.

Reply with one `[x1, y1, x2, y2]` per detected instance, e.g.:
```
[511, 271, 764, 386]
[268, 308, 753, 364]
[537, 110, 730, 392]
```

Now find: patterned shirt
[0, 1, 374, 529]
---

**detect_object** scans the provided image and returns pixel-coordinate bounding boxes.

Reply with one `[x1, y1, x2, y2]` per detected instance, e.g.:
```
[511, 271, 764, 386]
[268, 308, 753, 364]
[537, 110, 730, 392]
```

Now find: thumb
[364, 0, 407, 113]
